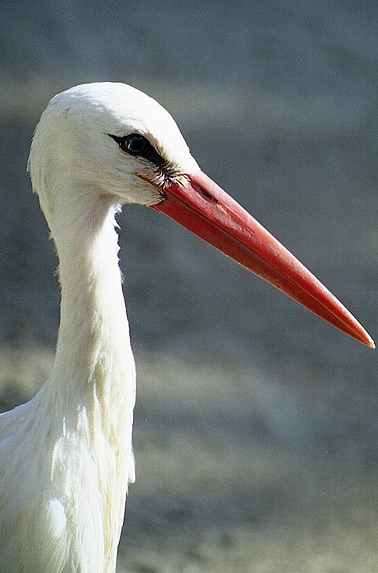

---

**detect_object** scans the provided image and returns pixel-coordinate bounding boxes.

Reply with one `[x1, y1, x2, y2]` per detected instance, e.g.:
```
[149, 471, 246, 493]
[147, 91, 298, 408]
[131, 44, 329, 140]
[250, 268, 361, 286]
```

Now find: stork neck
[48, 195, 134, 412]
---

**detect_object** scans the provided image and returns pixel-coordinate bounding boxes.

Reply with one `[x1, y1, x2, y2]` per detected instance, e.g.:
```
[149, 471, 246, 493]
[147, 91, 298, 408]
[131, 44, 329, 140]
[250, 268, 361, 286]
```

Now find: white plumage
[0, 82, 372, 572]
[0, 83, 196, 572]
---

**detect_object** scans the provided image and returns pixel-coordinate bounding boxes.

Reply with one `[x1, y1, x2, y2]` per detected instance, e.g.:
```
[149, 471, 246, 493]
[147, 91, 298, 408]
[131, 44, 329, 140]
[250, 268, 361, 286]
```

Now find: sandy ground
[1, 1, 378, 571]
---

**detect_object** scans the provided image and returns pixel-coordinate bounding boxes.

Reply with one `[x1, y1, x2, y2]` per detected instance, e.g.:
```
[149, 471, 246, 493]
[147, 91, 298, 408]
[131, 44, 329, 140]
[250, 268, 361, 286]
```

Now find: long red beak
[151, 169, 374, 348]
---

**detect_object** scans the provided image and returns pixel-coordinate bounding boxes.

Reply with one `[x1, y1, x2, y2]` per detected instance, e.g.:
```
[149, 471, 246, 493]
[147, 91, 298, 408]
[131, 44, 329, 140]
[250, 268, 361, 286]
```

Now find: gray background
[0, 1, 378, 571]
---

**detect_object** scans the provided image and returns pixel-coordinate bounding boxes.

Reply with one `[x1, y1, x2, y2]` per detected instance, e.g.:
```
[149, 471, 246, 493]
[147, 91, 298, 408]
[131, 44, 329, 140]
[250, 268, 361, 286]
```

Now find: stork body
[0, 83, 373, 572]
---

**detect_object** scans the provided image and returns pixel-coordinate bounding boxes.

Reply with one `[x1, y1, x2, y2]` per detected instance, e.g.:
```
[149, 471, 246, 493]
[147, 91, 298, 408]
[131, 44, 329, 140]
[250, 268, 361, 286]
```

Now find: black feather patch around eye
[109, 133, 165, 168]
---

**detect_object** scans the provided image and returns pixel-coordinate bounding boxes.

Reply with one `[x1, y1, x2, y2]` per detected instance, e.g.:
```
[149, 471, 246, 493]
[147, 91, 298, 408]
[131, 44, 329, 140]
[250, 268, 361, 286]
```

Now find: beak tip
[360, 330, 375, 349]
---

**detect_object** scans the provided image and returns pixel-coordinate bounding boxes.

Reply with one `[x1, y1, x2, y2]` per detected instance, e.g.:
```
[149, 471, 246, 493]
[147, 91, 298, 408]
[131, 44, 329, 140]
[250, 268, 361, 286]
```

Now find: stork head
[28, 82, 374, 348]
[28, 82, 198, 218]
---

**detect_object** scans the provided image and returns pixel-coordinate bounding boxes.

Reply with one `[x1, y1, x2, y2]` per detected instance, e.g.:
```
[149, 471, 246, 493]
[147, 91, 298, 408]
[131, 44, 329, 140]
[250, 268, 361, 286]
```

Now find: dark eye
[120, 134, 147, 155]
[109, 133, 164, 168]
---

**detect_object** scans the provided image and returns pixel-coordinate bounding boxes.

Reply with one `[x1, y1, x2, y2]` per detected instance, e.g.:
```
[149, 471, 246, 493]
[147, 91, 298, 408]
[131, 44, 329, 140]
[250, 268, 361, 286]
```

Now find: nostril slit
[194, 183, 218, 204]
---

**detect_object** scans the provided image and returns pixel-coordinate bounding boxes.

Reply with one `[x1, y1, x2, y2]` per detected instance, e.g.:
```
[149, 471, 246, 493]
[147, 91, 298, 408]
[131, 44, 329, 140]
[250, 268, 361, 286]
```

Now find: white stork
[0, 82, 373, 572]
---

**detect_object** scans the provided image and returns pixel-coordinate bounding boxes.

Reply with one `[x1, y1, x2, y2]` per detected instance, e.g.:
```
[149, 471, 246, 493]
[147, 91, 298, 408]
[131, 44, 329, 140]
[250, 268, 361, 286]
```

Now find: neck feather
[43, 192, 135, 427]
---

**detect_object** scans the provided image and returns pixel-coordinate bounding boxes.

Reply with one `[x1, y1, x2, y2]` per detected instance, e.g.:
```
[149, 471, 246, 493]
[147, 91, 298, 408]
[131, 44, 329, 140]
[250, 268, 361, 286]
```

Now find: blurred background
[0, 1, 378, 571]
